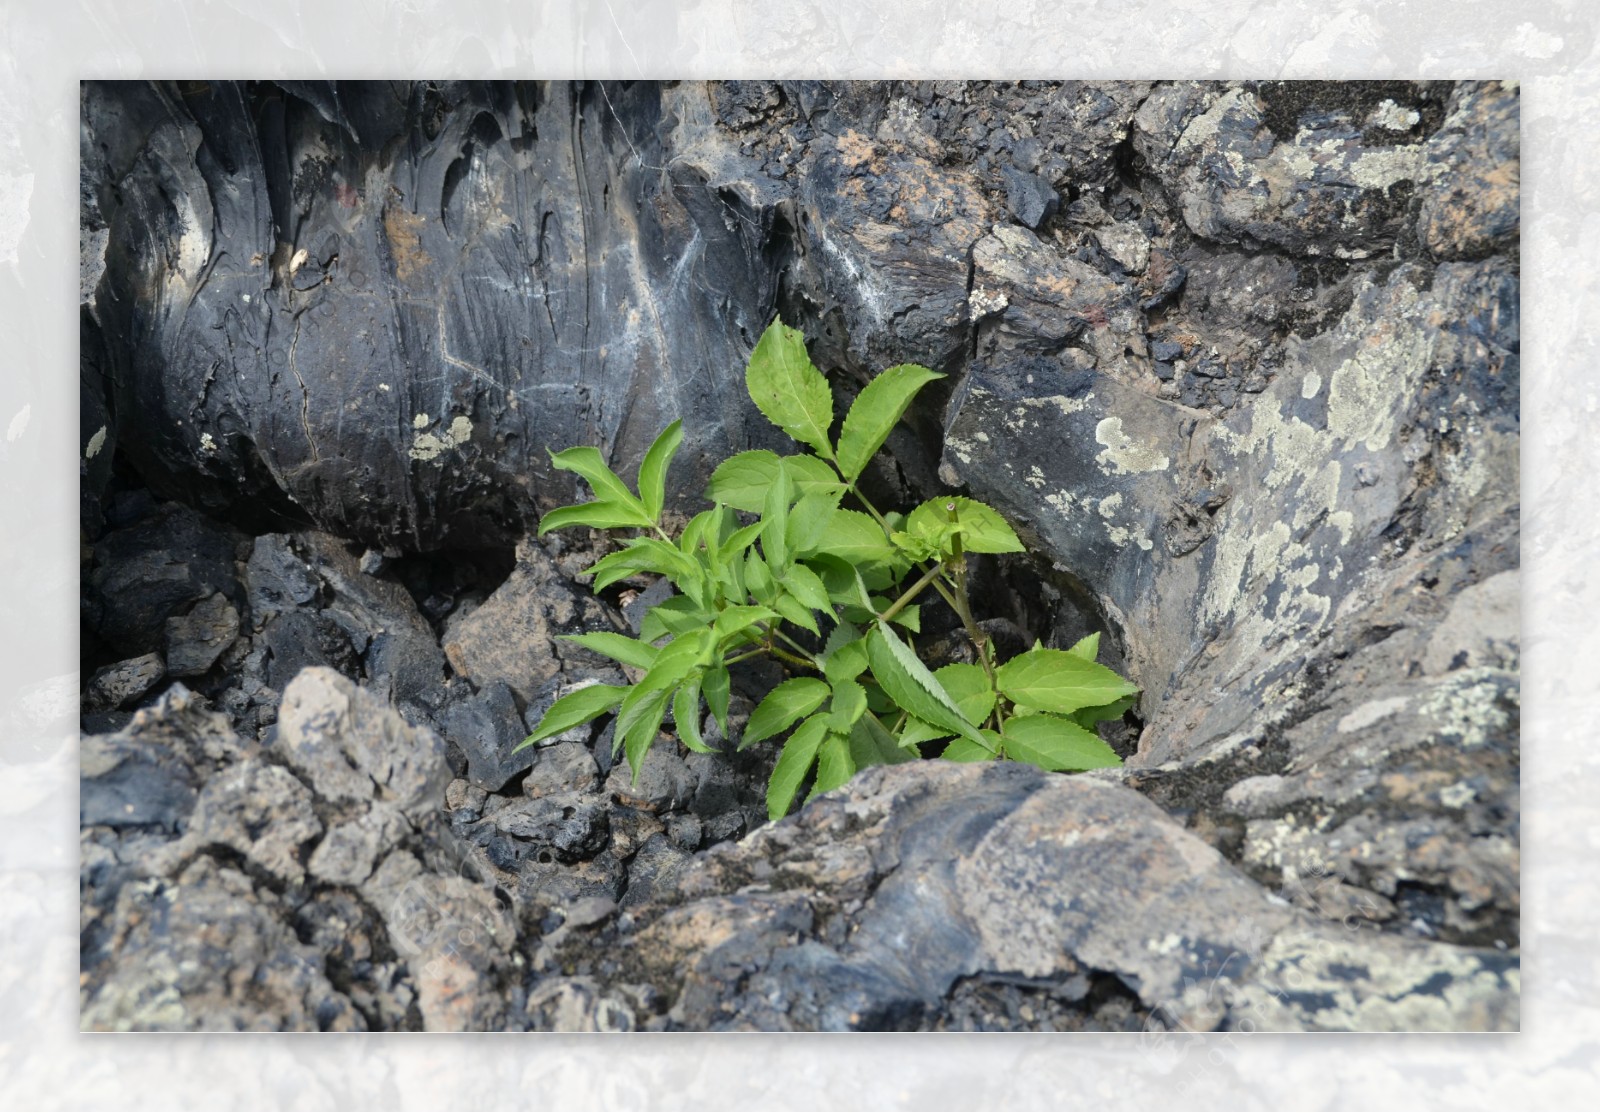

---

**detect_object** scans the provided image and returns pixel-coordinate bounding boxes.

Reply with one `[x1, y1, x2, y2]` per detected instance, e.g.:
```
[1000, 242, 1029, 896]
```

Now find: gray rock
[273, 666, 448, 819]
[621, 834, 692, 911]
[608, 763, 1516, 1031]
[84, 653, 165, 711]
[606, 744, 696, 813]
[80, 857, 365, 1032]
[479, 793, 609, 864]
[258, 611, 359, 692]
[164, 592, 240, 677]
[245, 535, 319, 620]
[307, 803, 410, 886]
[361, 850, 516, 1032]
[440, 678, 532, 792]
[522, 741, 600, 799]
[1001, 166, 1059, 229]
[80, 721, 196, 831]
[294, 531, 446, 706]
[86, 502, 244, 657]
[149, 758, 323, 886]
[442, 538, 620, 703]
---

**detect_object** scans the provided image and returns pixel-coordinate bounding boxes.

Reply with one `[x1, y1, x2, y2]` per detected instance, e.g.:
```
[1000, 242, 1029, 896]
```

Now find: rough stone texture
[83, 652, 166, 712]
[441, 538, 622, 703]
[79, 669, 513, 1033]
[80, 80, 1519, 1033]
[522, 741, 600, 799]
[163, 592, 241, 677]
[274, 667, 449, 818]
[599, 763, 1515, 1031]
[440, 678, 531, 792]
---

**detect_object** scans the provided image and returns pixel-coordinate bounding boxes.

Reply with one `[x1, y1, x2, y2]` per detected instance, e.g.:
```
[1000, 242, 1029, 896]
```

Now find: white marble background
[0, 1, 1591, 1108]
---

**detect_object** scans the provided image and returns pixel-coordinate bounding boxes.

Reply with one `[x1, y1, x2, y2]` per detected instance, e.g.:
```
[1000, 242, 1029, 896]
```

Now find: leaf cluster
[518, 321, 1140, 819]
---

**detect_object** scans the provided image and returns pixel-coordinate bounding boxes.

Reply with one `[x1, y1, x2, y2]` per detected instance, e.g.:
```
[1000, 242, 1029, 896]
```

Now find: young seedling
[516, 320, 1140, 819]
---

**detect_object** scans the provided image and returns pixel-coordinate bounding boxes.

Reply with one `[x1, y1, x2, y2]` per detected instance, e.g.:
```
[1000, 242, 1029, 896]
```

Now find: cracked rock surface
[80, 80, 1518, 1030]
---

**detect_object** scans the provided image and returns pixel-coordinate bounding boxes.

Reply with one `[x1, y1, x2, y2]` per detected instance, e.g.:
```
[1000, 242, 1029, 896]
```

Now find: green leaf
[549, 445, 648, 513]
[821, 630, 869, 684]
[889, 604, 920, 634]
[559, 631, 660, 670]
[616, 684, 672, 781]
[745, 321, 834, 459]
[836, 363, 944, 481]
[637, 419, 684, 522]
[865, 622, 986, 746]
[743, 677, 831, 749]
[810, 730, 857, 799]
[786, 563, 832, 613]
[761, 456, 792, 572]
[906, 496, 1024, 554]
[897, 716, 953, 749]
[941, 735, 999, 763]
[641, 596, 708, 641]
[772, 592, 821, 636]
[538, 500, 654, 535]
[703, 662, 731, 737]
[586, 537, 699, 591]
[1067, 632, 1100, 661]
[720, 519, 767, 559]
[828, 677, 868, 731]
[849, 712, 914, 766]
[637, 629, 714, 695]
[994, 646, 1140, 715]
[788, 488, 848, 557]
[674, 678, 715, 754]
[815, 509, 896, 567]
[712, 604, 779, 645]
[1001, 714, 1123, 771]
[933, 662, 996, 725]
[516, 682, 627, 750]
[705, 451, 843, 513]
[1071, 693, 1138, 731]
[767, 713, 829, 820]
[745, 550, 777, 606]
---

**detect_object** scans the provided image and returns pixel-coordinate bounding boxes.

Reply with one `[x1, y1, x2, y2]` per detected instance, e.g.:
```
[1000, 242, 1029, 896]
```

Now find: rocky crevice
[80, 79, 1519, 1031]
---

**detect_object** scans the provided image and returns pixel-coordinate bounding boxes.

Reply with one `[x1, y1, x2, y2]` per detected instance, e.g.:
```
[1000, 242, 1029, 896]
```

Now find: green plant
[516, 320, 1140, 819]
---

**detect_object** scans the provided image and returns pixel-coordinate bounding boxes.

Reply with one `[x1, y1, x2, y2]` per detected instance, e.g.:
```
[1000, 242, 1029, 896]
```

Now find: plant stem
[878, 562, 945, 624]
[945, 507, 998, 688]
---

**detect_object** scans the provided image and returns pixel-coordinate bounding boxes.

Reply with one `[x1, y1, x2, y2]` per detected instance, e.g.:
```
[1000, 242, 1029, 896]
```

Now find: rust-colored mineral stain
[384, 206, 431, 281]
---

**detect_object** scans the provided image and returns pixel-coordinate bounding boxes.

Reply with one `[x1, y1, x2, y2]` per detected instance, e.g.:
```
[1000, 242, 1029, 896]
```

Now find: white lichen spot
[1302, 372, 1323, 399]
[378, 383, 391, 393]
[199, 432, 218, 454]
[968, 286, 1009, 317]
[86, 425, 107, 459]
[410, 413, 475, 462]
[241, 293, 251, 304]
[1419, 668, 1514, 750]
[1097, 493, 1123, 518]
[289, 247, 309, 274]
[974, 431, 990, 443]
[413, 413, 430, 429]
[1025, 466, 1047, 490]
[1094, 417, 1170, 476]
[1368, 99, 1421, 131]
[1439, 782, 1477, 809]
[1337, 696, 1410, 734]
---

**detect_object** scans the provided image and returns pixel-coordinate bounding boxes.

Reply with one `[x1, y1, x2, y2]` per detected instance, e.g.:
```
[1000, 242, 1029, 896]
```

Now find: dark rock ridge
[80, 80, 1519, 1030]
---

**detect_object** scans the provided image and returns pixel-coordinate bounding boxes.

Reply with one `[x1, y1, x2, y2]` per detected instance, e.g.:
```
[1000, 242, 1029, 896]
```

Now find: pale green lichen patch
[1094, 417, 1170, 476]
[409, 413, 475, 462]
[86, 425, 108, 459]
[1418, 668, 1517, 750]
